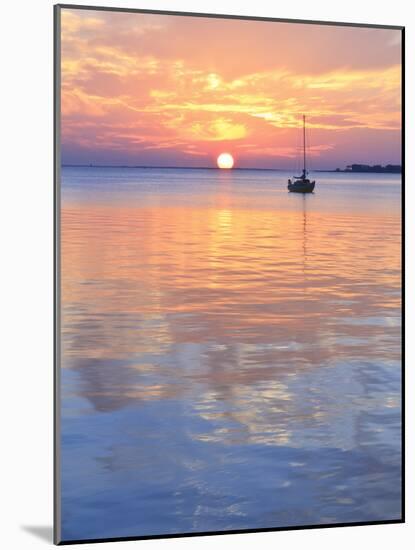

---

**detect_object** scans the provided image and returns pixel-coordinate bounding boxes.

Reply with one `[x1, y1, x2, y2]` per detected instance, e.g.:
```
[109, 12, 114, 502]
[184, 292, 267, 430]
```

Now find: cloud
[60, 8, 402, 168]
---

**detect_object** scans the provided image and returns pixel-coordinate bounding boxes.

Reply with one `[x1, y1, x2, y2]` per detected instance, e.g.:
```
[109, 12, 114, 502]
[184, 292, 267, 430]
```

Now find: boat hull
[287, 180, 315, 193]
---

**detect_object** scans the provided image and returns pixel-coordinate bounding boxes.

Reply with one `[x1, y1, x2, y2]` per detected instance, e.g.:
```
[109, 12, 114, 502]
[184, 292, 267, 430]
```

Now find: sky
[60, 8, 402, 169]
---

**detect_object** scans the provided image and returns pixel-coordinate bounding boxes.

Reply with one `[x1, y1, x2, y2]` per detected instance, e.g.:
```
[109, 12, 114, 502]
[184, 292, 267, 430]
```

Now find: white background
[0, 0, 412, 548]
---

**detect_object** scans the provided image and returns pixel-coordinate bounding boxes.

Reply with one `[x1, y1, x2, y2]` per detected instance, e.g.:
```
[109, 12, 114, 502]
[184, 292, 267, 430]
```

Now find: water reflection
[60, 168, 401, 540]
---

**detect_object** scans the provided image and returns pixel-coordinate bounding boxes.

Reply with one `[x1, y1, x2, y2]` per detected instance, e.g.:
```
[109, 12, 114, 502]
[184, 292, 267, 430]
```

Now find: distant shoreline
[318, 169, 402, 174]
[318, 164, 401, 174]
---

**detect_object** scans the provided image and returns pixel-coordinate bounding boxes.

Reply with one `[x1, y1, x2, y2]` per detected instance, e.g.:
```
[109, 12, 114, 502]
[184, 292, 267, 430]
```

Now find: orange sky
[60, 8, 402, 169]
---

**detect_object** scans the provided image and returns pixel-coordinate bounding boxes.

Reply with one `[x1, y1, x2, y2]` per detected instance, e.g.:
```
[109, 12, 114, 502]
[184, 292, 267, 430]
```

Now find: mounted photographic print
[54, 4, 404, 544]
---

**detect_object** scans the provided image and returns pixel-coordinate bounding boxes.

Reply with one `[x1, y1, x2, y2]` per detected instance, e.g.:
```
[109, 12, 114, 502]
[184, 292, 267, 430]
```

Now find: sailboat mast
[303, 114, 306, 175]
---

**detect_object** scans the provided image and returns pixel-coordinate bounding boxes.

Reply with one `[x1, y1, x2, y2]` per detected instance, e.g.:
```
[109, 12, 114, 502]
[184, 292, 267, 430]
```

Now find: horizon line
[62, 164, 290, 171]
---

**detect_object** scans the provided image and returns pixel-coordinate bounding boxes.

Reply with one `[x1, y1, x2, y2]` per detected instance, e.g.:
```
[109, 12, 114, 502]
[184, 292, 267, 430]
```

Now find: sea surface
[59, 166, 402, 541]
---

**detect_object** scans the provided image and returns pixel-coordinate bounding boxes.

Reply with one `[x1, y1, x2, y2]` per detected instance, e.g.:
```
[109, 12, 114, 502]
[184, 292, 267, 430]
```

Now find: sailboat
[288, 115, 316, 193]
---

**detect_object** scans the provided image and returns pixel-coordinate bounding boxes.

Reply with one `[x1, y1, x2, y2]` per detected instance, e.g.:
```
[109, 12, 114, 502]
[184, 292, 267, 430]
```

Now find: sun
[217, 153, 234, 169]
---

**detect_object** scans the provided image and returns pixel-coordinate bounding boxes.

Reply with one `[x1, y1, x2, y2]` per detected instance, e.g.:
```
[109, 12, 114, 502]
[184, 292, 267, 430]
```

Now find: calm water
[60, 167, 402, 541]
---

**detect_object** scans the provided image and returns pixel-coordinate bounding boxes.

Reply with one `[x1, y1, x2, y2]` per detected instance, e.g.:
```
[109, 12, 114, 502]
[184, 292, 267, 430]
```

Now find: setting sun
[217, 153, 234, 169]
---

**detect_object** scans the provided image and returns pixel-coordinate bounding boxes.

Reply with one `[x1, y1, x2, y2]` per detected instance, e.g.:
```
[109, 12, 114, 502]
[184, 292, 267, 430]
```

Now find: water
[59, 166, 402, 541]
